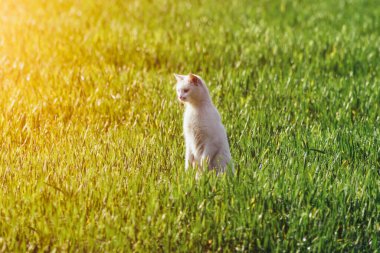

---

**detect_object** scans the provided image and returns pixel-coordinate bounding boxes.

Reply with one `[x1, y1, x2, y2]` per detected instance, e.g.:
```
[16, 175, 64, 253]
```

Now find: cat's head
[174, 73, 208, 105]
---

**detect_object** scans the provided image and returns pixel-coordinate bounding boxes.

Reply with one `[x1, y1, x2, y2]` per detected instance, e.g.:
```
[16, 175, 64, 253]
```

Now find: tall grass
[0, 0, 379, 251]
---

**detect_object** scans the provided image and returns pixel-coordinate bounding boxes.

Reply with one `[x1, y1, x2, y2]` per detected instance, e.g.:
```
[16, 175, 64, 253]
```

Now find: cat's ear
[174, 73, 185, 82]
[188, 73, 200, 86]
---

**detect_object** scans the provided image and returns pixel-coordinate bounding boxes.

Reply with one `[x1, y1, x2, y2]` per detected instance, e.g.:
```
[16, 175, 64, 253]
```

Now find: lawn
[0, 0, 379, 251]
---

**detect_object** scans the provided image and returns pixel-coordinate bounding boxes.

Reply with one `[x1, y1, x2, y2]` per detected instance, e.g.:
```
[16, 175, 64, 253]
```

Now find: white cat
[174, 73, 233, 175]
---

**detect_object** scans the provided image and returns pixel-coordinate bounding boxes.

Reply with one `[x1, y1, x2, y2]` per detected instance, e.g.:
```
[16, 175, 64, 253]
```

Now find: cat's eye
[183, 89, 189, 93]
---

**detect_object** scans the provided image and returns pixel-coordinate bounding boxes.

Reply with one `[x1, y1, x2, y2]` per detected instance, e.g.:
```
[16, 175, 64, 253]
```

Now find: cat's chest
[183, 109, 209, 136]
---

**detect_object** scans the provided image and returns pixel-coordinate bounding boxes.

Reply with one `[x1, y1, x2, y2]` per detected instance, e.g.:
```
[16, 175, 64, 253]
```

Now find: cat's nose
[179, 96, 186, 100]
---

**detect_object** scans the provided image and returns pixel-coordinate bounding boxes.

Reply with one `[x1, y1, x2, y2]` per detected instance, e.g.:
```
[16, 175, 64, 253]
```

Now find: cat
[174, 73, 233, 175]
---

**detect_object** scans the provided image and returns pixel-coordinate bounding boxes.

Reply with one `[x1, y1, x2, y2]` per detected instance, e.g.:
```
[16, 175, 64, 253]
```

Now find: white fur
[174, 73, 233, 174]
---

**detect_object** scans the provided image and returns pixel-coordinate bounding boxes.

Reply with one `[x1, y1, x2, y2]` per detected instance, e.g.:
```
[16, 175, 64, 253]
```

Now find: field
[0, 0, 379, 251]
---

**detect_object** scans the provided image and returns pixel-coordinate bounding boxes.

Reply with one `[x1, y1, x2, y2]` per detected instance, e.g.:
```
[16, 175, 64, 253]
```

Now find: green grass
[0, 0, 380, 251]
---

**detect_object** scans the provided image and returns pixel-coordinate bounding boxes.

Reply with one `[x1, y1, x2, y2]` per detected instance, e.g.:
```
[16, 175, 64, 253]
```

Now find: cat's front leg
[185, 147, 194, 171]
[200, 144, 217, 171]
[200, 155, 210, 171]
[200, 146, 214, 171]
